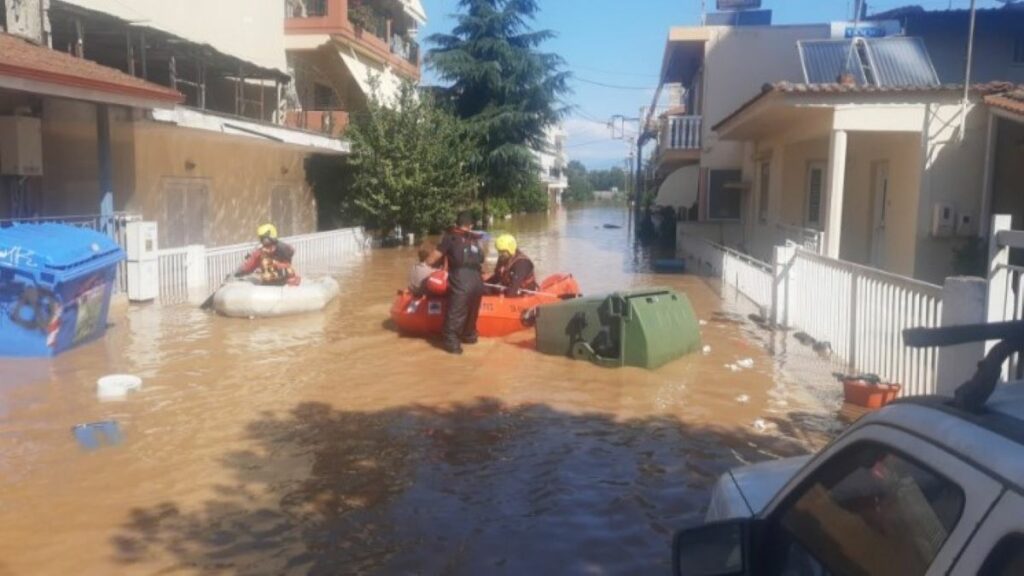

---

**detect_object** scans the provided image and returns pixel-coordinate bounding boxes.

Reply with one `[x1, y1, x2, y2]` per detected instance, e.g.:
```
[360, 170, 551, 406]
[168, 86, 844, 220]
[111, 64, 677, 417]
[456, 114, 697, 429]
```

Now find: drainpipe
[958, 0, 977, 145]
[96, 105, 114, 235]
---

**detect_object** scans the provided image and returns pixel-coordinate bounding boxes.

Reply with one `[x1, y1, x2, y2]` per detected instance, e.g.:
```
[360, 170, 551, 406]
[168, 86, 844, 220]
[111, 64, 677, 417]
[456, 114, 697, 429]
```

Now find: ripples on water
[0, 205, 840, 575]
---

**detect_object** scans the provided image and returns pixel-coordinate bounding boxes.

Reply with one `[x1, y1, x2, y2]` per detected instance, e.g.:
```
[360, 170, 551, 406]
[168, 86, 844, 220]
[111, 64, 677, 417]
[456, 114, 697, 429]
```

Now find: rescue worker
[485, 234, 537, 297]
[234, 223, 300, 286]
[427, 211, 484, 354]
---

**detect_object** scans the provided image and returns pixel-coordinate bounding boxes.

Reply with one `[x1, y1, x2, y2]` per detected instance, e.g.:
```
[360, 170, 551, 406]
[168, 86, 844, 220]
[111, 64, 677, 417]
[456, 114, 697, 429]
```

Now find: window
[806, 163, 825, 228]
[313, 83, 340, 110]
[1014, 36, 1024, 65]
[980, 534, 1024, 576]
[707, 169, 742, 220]
[767, 442, 964, 576]
[758, 161, 770, 223]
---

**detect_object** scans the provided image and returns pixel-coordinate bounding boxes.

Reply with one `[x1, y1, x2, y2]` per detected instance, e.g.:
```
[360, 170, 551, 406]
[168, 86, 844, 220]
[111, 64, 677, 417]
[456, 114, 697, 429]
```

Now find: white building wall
[699, 24, 830, 169]
[536, 125, 568, 195]
[60, 0, 287, 73]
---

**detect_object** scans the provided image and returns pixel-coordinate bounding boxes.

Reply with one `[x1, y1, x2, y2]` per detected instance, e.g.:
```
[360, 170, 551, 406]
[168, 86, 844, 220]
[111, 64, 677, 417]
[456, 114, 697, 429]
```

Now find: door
[270, 184, 296, 237]
[948, 490, 1024, 574]
[870, 162, 890, 268]
[162, 178, 210, 248]
[805, 162, 826, 230]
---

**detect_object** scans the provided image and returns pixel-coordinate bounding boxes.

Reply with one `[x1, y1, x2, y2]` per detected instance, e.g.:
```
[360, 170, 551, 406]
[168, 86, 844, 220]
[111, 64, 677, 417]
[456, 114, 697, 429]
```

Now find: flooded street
[0, 206, 841, 575]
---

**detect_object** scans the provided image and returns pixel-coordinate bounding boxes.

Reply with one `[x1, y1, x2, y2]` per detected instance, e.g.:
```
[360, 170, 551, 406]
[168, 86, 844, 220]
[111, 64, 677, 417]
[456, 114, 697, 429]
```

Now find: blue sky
[418, 0, 1004, 169]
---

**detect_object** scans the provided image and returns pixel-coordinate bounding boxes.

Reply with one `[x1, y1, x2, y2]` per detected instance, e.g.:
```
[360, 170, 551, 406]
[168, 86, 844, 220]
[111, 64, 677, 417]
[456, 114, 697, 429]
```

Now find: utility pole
[958, 0, 978, 144]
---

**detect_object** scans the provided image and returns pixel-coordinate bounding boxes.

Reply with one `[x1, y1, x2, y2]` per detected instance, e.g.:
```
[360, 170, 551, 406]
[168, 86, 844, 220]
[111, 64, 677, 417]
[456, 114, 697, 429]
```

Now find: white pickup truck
[673, 322, 1024, 576]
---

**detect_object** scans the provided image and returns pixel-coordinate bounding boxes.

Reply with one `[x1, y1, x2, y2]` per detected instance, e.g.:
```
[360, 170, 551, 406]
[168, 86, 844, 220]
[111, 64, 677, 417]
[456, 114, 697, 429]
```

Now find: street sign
[716, 0, 761, 10]
[830, 20, 902, 39]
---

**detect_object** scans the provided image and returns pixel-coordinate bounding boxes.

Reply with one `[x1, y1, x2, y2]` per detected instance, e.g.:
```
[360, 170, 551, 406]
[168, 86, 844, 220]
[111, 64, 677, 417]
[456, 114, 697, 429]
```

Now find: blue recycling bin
[0, 223, 125, 357]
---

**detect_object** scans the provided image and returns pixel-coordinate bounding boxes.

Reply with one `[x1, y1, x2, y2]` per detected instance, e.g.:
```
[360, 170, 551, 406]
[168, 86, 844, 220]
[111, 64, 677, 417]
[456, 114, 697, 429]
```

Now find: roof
[798, 37, 939, 87]
[986, 89, 1024, 118]
[712, 81, 1018, 132]
[869, 4, 1024, 20]
[0, 33, 182, 107]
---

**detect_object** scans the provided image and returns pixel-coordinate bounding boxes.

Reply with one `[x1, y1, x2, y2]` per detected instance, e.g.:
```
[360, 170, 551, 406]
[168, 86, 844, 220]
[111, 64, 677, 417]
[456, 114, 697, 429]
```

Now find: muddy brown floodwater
[0, 205, 842, 575]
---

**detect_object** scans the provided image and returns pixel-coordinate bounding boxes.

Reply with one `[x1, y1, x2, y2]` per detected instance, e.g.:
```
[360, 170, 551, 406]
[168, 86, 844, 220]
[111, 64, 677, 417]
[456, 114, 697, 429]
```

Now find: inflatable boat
[390, 274, 580, 338]
[212, 277, 340, 318]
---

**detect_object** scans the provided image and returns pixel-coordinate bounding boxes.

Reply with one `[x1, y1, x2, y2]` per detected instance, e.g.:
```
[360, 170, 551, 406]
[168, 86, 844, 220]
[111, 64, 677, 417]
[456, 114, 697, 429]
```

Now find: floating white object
[212, 277, 340, 318]
[724, 363, 741, 372]
[97, 374, 142, 400]
[699, 320, 708, 326]
[737, 358, 754, 369]
[702, 345, 712, 355]
[753, 418, 776, 433]
[736, 394, 750, 404]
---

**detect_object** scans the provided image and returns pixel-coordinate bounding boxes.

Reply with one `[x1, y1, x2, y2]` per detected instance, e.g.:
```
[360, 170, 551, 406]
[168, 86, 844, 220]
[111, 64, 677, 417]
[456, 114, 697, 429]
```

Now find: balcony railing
[390, 35, 420, 66]
[285, 0, 328, 18]
[776, 223, 824, 254]
[283, 110, 349, 137]
[663, 115, 702, 150]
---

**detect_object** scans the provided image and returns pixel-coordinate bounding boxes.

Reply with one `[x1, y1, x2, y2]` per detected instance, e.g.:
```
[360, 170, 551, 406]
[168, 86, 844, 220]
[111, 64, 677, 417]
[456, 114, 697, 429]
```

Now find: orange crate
[842, 379, 901, 409]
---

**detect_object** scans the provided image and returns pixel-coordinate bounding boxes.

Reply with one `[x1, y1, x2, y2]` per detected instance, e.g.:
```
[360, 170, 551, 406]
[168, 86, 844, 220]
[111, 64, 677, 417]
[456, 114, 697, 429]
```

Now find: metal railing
[285, 0, 328, 18]
[783, 247, 943, 396]
[157, 227, 369, 304]
[987, 215, 1024, 379]
[663, 115, 702, 150]
[776, 223, 824, 254]
[679, 231, 773, 312]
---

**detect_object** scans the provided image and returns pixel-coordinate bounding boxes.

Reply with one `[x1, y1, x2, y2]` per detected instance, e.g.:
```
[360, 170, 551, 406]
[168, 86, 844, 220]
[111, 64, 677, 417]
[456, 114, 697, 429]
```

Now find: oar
[200, 275, 232, 310]
[484, 282, 568, 299]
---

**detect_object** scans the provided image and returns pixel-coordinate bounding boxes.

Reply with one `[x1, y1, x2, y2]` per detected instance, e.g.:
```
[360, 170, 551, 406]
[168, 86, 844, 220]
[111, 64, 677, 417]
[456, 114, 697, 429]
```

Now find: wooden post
[74, 18, 84, 58]
[169, 55, 178, 92]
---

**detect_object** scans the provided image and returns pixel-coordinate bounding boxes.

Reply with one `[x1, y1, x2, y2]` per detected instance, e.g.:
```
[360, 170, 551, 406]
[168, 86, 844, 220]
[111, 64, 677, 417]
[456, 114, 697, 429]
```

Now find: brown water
[0, 205, 841, 575]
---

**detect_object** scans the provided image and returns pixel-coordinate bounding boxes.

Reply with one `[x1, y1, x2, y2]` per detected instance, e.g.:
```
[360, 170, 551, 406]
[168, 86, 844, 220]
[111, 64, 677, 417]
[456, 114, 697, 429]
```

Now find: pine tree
[427, 0, 569, 221]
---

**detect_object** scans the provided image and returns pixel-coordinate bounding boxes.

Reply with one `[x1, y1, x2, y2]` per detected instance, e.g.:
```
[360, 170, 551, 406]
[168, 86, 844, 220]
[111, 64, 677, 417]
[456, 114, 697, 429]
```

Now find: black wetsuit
[437, 229, 484, 349]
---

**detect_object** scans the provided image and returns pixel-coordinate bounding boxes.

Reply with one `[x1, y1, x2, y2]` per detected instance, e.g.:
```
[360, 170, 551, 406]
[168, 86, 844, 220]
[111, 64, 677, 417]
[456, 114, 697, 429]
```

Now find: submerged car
[674, 321, 1024, 576]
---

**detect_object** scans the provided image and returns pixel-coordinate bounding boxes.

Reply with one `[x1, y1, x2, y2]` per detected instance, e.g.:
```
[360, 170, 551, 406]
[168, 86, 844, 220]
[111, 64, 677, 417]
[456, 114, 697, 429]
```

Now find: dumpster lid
[0, 223, 123, 271]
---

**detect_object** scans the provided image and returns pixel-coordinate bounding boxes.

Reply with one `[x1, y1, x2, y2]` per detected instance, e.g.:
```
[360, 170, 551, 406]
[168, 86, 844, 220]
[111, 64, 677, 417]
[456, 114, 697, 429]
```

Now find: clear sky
[418, 0, 1005, 169]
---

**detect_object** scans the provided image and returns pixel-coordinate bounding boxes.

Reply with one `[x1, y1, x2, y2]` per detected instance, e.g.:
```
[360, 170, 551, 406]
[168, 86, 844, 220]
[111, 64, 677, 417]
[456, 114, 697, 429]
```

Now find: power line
[567, 63, 659, 79]
[571, 77, 657, 91]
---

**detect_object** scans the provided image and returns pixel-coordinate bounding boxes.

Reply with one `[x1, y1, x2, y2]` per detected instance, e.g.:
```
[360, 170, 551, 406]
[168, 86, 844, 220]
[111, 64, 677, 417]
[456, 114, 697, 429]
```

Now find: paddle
[483, 282, 567, 299]
[200, 275, 233, 310]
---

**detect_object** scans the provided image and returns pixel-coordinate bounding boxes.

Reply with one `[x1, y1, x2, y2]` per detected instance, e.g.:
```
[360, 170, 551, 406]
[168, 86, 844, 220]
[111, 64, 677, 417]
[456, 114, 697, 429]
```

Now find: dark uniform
[437, 228, 484, 349]
[485, 251, 537, 297]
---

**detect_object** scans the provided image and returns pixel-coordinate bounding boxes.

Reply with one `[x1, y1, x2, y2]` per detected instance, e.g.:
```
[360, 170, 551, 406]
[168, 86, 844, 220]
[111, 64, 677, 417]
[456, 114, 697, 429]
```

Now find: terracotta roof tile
[0, 33, 182, 105]
[985, 90, 1024, 117]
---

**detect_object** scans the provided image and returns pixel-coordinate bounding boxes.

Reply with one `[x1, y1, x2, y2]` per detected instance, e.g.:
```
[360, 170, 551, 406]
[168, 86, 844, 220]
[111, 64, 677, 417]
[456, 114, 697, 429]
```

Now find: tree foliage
[563, 160, 593, 202]
[427, 0, 570, 212]
[344, 82, 478, 236]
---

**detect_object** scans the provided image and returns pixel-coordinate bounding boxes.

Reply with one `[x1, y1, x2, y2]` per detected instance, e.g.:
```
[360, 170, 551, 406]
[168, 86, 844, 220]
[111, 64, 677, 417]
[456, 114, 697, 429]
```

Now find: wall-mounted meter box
[932, 203, 955, 238]
[956, 212, 975, 237]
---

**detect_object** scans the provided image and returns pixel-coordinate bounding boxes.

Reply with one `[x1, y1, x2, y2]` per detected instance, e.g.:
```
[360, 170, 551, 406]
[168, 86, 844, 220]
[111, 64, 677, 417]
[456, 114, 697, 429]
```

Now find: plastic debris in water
[736, 394, 750, 404]
[752, 418, 776, 433]
[97, 374, 142, 401]
[699, 320, 708, 326]
[736, 358, 754, 369]
[702, 345, 712, 355]
[72, 420, 122, 451]
[724, 363, 741, 372]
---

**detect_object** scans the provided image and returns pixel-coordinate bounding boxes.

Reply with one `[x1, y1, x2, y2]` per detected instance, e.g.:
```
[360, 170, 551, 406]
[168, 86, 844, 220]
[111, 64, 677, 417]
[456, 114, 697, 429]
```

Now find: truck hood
[705, 455, 811, 522]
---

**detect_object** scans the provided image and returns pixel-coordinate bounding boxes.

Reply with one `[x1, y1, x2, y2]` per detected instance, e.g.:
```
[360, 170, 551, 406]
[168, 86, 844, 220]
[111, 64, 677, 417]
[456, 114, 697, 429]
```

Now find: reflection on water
[0, 205, 840, 575]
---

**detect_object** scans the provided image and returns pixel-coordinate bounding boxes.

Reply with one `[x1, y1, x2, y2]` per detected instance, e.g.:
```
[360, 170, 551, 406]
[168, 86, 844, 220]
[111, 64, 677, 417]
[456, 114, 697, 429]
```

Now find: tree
[588, 166, 627, 192]
[343, 82, 478, 236]
[563, 160, 593, 202]
[427, 0, 569, 221]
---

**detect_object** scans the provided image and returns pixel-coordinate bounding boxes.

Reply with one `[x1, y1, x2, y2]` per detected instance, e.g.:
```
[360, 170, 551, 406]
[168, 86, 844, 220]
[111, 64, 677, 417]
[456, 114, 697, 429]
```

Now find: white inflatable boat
[212, 277, 340, 318]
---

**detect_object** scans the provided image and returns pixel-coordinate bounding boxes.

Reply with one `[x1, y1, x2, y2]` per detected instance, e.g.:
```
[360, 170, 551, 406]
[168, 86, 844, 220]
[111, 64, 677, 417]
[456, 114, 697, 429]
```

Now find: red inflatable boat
[390, 274, 581, 337]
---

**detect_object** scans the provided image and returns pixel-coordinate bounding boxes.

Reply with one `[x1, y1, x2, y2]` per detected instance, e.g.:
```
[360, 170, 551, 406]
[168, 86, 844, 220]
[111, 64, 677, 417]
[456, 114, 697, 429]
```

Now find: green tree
[427, 0, 569, 221]
[344, 82, 478, 236]
[563, 160, 593, 202]
[588, 166, 627, 192]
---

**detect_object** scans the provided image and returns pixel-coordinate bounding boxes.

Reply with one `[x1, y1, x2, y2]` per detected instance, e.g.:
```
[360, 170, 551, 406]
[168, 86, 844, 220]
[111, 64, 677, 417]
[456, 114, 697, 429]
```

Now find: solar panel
[797, 37, 940, 87]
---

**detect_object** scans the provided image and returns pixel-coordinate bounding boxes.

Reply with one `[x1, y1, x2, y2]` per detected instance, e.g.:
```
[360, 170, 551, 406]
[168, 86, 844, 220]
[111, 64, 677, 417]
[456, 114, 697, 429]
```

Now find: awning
[0, 32, 182, 109]
[151, 106, 350, 154]
[400, 0, 427, 25]
[337, 48, 402, 106]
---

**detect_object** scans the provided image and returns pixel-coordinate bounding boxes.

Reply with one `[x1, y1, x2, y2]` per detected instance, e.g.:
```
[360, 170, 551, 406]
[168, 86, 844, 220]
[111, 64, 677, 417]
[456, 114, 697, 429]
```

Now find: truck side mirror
[673, 519, 757, 576]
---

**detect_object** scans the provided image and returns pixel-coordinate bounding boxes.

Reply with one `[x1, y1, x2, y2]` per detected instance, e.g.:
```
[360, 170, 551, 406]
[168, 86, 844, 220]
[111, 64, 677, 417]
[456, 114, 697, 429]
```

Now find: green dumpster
[534, 288, 702, 369]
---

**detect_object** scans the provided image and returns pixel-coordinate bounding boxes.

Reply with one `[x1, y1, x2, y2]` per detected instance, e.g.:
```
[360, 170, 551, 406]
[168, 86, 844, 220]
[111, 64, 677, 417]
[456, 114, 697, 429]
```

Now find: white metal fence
[158, 227, 369, 304]
[679, 231, 773, 313]
[679, 232, 944, 395]
[782, 248, 943, 396]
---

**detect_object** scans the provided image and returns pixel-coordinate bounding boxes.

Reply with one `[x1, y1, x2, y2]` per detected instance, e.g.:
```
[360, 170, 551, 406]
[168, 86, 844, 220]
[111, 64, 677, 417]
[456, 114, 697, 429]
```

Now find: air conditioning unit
[0, 116, 43, 176]
[126, 221, 159, 302]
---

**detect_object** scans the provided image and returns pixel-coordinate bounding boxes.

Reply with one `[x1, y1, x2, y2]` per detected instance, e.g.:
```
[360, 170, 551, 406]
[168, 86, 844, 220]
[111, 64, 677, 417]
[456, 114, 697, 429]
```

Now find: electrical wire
[572, 77, 657, 91]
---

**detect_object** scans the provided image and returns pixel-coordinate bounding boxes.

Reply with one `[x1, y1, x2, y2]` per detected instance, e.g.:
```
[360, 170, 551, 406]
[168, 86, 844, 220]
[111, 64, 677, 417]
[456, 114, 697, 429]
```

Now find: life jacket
[444, 228, 484, 270]
[496, 251, 537, 291]
[254, 244, 299, 285]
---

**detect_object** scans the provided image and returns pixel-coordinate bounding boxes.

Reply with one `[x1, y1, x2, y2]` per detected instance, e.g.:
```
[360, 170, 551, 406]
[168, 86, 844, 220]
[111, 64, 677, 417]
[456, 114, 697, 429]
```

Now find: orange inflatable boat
[390, 274, 581, 337]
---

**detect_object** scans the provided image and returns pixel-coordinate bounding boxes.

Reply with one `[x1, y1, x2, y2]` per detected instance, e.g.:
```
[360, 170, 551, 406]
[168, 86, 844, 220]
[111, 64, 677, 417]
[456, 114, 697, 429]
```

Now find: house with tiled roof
[648, 4, 1024, 284]
[0, 0, 349, 249]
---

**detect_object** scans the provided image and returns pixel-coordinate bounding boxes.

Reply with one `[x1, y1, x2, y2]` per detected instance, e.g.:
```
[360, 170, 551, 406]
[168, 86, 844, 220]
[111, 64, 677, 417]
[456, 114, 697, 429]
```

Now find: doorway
[870, 162, 890, 268]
